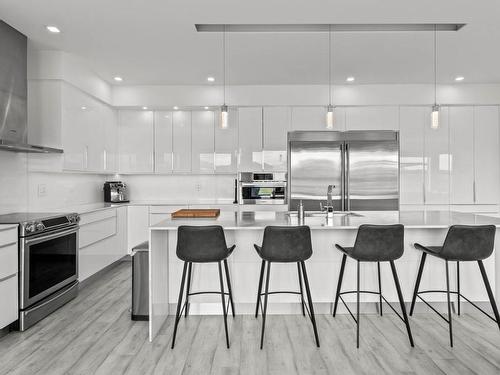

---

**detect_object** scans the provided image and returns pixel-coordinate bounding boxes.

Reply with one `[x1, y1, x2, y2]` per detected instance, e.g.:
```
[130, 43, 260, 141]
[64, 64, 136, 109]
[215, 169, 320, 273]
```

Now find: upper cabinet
[172, 111, 192, 173]
[345, 106, 399, 131]
[192, 111, 215, 173]
[263, 107, 291, 171]
[102, 105, 118, 173]
[474, 106, 499, 204]
[118, 110, 154, 174]
[238, 107, 263, 171]
[215, 108, 238, 174]
[399, 106, 426, 205]
[154, 111, 173, 174]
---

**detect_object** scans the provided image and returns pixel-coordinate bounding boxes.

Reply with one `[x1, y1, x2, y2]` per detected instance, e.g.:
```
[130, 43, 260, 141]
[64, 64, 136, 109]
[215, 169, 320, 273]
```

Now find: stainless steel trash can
[132, 241, 149, 321]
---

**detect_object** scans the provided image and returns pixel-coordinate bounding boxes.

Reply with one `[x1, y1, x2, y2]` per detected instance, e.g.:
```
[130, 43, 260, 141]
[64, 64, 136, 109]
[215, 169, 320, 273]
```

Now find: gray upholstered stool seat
[171, 225, 236, 349]
[254, 226, 319, 349]
[333, 224, 414, 348]
[410, 224, 499, 347]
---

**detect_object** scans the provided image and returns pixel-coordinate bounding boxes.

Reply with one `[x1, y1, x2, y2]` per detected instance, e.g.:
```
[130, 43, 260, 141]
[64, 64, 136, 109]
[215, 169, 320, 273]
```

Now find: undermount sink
[286, 211, 363, 218]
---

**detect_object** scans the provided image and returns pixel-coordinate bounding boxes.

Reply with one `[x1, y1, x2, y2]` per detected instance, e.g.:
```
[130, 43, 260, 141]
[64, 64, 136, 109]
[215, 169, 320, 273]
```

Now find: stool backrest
[261, 226, 313, 262]
[177, 225, 229, 262]
[352, 224, 404, 261]
[441, 225, 496, 261]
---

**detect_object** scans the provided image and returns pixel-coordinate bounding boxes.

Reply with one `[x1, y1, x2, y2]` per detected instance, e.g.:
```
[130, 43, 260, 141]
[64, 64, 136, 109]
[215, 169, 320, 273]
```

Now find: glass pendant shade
[431, 104, 440, 129]
[220, 104, 228, 129]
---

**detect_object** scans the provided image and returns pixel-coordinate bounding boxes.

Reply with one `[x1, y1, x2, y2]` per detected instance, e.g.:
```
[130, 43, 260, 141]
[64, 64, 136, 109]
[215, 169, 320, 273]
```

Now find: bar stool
[254, 225, 320, 349]
[410, 225, 500, 347]
[333, 224, 414, 348]
[171, 225, 236, 349]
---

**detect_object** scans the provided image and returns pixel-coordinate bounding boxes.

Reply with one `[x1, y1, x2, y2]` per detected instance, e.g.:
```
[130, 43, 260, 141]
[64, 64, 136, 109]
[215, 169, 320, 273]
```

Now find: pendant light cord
[329, 24, 332, 106]
[434, 24, 437, 105]
[223, 24, 226, 106]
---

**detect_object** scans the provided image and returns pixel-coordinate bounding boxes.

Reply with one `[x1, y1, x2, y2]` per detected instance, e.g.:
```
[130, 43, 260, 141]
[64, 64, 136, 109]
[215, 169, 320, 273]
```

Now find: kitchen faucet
[320, 185, 335, 217]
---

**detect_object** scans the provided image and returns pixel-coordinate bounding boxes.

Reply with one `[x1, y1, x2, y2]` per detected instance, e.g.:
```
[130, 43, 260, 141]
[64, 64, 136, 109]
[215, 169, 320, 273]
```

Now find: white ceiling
[0, 0, 499, 85]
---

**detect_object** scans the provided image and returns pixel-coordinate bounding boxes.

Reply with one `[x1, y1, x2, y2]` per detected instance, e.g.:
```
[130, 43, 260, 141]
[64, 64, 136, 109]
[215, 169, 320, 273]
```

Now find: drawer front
[0, 274, 18, 329]
[79, 209, 116, 226]
[0, 227, 17, 246]
[79, 217, 117, 249]
[149, 205, 186, 214]
[0, 243, 18, 280]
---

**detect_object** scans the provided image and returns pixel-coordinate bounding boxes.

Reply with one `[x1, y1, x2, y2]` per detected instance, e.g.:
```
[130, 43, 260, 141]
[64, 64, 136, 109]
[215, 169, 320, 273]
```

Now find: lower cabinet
[79, 207, 127, 281]
[0, 225, 18, 329]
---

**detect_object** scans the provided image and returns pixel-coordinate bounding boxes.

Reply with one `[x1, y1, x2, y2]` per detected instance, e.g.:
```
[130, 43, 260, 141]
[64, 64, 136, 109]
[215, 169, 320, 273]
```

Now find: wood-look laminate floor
[1, 261, 499, 375]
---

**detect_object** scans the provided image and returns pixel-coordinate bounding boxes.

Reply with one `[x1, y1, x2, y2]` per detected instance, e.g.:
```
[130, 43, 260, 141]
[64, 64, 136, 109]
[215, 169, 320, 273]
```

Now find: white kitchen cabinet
[192, 111, 215, 173]
[0, 225, 18, 329]
[127, 205, 149, 254]
[215, 108, 238, 173]
[424, 107, 450, 204]
[399, 106, 426, 205]
[238, 107, 263, 171]
[103, 105, 118, 173]
[85, 103, 105, 173]
[263, 107, 290, 171]
[172, 111, 192, 173]
[474, 106, 499, 204]
[345, 106, 399, 131]
[155, 111, 173, 174]
[291, 107, 326, 131]
[118, 110, 154, 173]
[449, 107, 474, 204]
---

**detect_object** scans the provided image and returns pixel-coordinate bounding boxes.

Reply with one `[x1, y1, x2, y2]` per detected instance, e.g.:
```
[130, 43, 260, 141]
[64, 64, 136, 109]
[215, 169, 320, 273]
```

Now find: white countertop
[150, 210, 500, 230]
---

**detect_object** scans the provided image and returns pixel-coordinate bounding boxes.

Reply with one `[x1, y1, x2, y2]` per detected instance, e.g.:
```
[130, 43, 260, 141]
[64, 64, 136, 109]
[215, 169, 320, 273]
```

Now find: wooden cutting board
[171, 209, 220, 218]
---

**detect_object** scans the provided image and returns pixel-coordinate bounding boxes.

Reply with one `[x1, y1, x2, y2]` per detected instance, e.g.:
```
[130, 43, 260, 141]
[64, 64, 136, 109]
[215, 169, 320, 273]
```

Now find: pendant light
[220, 25, 228, 129]
[326, 25, 334, 129]
[431, 24, 440, 129]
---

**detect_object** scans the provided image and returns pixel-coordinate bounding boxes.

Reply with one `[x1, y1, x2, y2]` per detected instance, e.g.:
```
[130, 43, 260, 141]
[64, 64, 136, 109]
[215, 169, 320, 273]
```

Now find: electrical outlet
[37, 184, 47, 197]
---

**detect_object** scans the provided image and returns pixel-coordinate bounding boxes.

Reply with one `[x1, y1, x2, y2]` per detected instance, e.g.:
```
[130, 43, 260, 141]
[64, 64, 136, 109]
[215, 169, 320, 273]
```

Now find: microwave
[238, 172, 286, 204]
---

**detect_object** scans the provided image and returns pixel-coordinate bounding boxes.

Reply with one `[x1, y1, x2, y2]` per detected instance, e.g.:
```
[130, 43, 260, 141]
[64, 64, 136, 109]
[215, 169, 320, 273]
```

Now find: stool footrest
[339, 290, 406, 324]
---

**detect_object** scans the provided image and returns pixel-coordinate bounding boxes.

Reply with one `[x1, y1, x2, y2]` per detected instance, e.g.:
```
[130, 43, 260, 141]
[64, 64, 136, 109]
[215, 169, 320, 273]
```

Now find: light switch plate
[38, 184, 47, 197]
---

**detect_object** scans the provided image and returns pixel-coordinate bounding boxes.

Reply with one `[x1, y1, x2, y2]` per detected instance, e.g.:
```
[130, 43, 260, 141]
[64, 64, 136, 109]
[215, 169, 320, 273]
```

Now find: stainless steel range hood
[0, 20, 63, 154]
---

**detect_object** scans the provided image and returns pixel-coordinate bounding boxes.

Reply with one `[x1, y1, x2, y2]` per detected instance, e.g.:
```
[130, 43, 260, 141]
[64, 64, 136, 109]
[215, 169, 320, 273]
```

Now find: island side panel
[149, 228, 170, 342]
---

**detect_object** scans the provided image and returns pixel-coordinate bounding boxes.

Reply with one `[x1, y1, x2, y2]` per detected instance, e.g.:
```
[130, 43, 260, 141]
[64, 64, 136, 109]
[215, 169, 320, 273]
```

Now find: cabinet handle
[473, 181, 476, 203]
[103, 149, 107, 171]
[84, 146, 89, 170]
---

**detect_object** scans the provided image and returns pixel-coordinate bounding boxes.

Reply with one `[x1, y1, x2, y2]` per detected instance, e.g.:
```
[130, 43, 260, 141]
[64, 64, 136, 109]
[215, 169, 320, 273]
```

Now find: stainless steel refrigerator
[287, 131, 399, 211]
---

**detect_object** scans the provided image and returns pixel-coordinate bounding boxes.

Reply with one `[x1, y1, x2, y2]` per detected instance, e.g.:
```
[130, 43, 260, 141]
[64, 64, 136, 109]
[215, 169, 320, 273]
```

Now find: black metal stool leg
[410, 252, 427, 316]
[356, 260, 360, 348]
[298, 262, 305, 316]
[333, 254, 347, 317]
[171, 262, 188, 349]
[478, 260, 500, 330]
[223, 259, 235, 317]
[218, 261, 230, 349]
[301, 261, 320, 348]
[185, 262, 192, 318]
[457, 261, 460, 316]
[260, 261, 271, 349]
[255, 260, 265, 318]
[445, 260, 453, 347]
[390, 260, 415, 347]
[377, 262, 383, 316]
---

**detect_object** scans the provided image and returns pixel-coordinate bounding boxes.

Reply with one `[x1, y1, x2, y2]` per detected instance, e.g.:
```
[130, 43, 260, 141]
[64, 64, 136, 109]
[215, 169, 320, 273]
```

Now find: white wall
[0, 151, 28, 215]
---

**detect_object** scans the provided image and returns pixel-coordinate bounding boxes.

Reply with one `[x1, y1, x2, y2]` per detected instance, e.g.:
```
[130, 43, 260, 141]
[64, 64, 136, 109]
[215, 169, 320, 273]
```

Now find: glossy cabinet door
[103, 105, 118, 173]
[449, 107, 474, 204]
[263, 107, 291, 171]
[118, 110, 154, 173]
[345, 106, 399, 130]
[192, 111, 215, 173]
[291, 107, 326, 131]
[238, 107, 263, 171]
[86, 102, 105, 173]
[155, 111, 173, 174]
[172, 111, 192, 173]
[474, 106, 499, 204]
[424, 107, 450, 204]
[399, 106, 426, 205]
[215, 108, 238, 173]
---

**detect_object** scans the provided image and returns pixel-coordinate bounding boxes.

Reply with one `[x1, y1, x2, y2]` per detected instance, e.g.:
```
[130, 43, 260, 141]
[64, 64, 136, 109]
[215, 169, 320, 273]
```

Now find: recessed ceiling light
[346, 76, 355, 82]
[204, 106, 209, 110]
[113, 76, 123, 82]
[207, 77, 215, 82]
[81, 106, 87, 110]
[173, 106, 179, 110]
[142, 106, 148, 110]
[46, 25, 61, 33]
[455, 76, 465, 81]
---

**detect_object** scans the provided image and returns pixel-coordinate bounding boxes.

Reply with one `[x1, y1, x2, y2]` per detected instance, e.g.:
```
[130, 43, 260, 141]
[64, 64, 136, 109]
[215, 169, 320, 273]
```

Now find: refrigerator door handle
[340, 143, 345, 211]
[345, 143, 350, 211]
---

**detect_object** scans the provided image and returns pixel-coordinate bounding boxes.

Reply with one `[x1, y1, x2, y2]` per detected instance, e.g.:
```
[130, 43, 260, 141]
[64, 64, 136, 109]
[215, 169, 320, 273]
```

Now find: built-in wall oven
[0, 212, 80, 331]
[238, 172, 287, 204]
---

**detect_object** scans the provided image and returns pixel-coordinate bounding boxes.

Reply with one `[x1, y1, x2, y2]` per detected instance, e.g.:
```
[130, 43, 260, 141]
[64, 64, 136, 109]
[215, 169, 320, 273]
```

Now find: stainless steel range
[0, 212, 80, 330]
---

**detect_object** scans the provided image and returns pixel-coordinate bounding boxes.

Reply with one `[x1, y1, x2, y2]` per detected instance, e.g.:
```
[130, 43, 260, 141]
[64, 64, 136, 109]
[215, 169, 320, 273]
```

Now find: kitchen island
[148, 210, 500, 341]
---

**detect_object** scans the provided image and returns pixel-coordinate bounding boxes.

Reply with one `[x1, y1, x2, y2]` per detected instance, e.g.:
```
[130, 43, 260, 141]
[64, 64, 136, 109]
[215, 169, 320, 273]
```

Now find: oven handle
[240, 182, 286, 187]
[24, 226, 79, 245]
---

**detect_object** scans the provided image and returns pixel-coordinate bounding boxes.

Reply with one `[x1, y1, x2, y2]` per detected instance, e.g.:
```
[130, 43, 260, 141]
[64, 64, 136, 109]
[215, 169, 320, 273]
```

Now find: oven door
[240, 183, 286, 204]
[20, 226, 79, 309]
